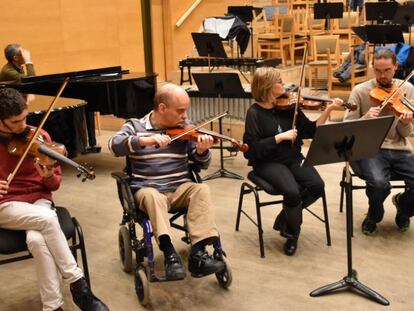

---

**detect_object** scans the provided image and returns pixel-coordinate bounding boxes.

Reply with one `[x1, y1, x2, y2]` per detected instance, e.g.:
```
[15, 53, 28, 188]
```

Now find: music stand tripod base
[310, 267, 389, 306]
[310, 162, 389, 306]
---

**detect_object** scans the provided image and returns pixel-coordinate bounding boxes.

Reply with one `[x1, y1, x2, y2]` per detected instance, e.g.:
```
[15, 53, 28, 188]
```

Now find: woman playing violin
[109, 83, 226, 280]
[243, 67, 343, 256]
[344, 49, 414, 235]
[0, 88, 108, 311]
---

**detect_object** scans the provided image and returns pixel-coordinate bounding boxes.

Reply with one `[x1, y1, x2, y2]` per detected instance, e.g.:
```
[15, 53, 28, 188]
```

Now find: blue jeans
[355, 149, 414, 222]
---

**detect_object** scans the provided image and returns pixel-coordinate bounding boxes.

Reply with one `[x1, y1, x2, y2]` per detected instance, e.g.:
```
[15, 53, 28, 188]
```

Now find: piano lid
[21, 66, 126, 84]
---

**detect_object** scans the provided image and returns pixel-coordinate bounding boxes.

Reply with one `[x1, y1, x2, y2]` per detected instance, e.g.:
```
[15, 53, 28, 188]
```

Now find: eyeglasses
[275, 78, 283, 85]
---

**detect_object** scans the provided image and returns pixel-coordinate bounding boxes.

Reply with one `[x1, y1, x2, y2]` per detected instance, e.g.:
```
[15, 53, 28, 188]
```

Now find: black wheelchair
[111, 160, 232, 305]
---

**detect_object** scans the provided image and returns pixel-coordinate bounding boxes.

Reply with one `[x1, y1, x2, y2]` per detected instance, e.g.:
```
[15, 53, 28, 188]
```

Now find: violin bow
[6, 78, 69, 186]
[379, 69, 414, 112]
[292, 41, 309, 130]
[169, 111, 228, 142]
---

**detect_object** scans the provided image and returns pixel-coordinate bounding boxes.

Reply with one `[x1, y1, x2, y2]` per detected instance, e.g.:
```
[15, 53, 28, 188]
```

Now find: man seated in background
[0, 43, 35, 84]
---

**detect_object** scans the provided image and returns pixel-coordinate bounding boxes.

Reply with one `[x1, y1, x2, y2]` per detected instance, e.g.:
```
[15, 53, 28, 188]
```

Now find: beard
[377, 79, 393, 89]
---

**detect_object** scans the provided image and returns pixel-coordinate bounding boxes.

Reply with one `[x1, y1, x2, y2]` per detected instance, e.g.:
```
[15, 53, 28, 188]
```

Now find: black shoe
[361, 216, 377, 235]
[283, 238, 298, 256]
[82, 145, 102, 154]
[70, 278, 109, 311]
[273, 211, 284, 231]
[393, 194, 410, 232]
[164, 253, 186, 281]
[188, 250, 224, 278]
[273, 211, 292, 238]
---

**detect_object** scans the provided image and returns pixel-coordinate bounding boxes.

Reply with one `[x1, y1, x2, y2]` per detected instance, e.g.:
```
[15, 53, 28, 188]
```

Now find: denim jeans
[355, 149, 414, 222]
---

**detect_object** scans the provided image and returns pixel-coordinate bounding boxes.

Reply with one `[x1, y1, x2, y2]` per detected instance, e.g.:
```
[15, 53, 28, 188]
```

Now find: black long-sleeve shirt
[243, 104, 316, 166]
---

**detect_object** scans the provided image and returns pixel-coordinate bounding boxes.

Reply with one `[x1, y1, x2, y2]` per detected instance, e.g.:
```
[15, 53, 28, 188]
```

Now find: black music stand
[191, 72, 245, 181]
[351, 26, 367, 42]
[228, 6, 253, 24]
[192, 32, 227, 59]
[304, 116, 394, 306]
[393, 5, 414, 44]
[365, 2, 398, 24]
[365, 24, 404, 45]
[314, 3, 343, 31]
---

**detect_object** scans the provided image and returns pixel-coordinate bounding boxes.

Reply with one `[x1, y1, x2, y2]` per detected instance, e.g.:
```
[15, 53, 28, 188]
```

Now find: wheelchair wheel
[118, 226, 133, 273]
[215, 258, 232, 289]
[134, 266, 149, 306]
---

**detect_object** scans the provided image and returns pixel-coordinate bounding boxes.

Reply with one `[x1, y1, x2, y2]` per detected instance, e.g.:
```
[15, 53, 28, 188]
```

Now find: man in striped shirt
[109, 83, 224, 280]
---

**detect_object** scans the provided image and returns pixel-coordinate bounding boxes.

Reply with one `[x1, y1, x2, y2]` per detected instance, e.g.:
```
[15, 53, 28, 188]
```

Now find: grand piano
[19, 66, 157, 155]
[26, 95, 87, 158]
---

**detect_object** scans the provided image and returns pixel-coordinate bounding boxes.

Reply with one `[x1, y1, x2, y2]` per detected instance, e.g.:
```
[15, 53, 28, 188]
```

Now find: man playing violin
[109, 83, 224, 280]
[344, 48, 414, 235]
[243, 67, 343, 256]
[0, 88, 109, 311]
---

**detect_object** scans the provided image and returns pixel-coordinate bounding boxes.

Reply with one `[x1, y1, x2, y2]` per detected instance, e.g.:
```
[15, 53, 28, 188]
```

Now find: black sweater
[243, 103, 316, 166]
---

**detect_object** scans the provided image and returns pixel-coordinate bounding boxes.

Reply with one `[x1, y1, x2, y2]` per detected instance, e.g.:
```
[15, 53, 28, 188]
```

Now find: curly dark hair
[0, 87, 27, 120]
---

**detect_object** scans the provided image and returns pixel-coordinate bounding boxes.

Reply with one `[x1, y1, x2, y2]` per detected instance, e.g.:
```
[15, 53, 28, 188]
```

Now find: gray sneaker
[361, 216, 377, 235]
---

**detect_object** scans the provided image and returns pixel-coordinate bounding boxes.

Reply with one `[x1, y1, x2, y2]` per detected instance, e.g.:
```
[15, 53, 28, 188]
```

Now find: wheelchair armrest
[111, 171, 137, 213]
[111, 171, 131, 183]
[189, 162, 203, 183]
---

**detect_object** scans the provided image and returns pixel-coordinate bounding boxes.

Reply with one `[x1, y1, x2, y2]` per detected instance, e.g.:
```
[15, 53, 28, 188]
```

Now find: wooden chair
[307, 35, 340, 90]
[327, 43, 370, 98]
[292, 8, 310, 64]
[332, 11, 360, 57]
[257, 13, 294, 66]
[306, 10, 327, 60]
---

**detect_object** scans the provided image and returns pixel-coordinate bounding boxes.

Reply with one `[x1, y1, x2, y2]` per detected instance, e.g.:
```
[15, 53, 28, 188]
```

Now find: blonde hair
[251, 67, 281, 103]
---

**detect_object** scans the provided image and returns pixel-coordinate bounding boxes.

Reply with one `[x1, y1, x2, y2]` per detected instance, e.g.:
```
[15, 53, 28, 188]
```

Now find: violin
[274, 90, 357, 111]
[7, 127, 95, 181]
[8, 127, 66, 168]
[370, 86, 414, 116]
[164, 126, 249, 153]
[370, 70, 414, 116]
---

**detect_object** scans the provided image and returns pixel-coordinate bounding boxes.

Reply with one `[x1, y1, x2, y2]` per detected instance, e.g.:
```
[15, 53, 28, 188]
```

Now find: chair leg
[253, 189, 265, 258]
[308, 67, 313, 89]
[235, 184, 245, 231]
[322, 192, 331, 246]
[72, 217, 91, 288]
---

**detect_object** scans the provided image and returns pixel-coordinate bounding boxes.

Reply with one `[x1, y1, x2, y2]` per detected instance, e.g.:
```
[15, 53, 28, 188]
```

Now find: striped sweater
[108, 112, 211, 193]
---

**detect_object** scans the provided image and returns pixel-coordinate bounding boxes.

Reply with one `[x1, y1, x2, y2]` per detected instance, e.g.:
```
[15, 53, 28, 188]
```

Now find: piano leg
[83, 110, 102, 153]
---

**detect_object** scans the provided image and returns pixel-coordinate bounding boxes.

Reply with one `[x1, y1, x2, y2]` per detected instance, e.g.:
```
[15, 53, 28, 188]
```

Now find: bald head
[151, 83, 190, 128]
[153, 83, 189, 111]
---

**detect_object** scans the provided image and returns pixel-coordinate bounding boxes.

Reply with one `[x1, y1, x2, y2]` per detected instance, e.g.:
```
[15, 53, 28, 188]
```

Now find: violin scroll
[77, 165, 96, 182]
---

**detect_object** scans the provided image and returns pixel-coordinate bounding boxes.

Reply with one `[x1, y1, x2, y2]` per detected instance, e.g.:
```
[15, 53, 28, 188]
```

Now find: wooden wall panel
[0, 0, 145, 75]
[0, 0, 250, 83]
[162, 0, 247, 81]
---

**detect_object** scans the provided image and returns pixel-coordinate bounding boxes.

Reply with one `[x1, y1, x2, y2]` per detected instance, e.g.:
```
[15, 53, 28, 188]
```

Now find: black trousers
[254, 156, 324, 209]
